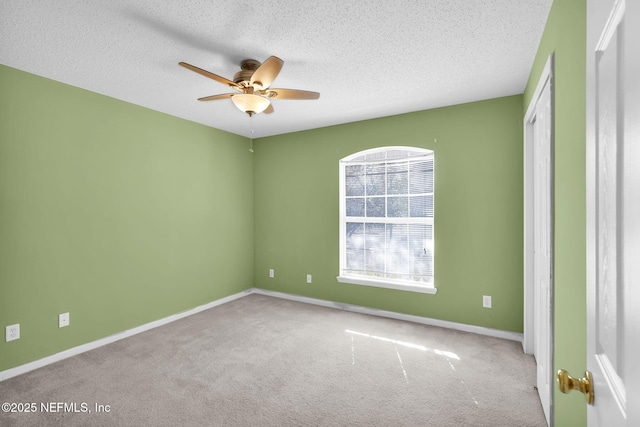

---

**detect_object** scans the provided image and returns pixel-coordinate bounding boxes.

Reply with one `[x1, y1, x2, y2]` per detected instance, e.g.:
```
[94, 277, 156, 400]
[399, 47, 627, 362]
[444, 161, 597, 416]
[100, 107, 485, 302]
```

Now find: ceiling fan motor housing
[234, 59, 261, 85]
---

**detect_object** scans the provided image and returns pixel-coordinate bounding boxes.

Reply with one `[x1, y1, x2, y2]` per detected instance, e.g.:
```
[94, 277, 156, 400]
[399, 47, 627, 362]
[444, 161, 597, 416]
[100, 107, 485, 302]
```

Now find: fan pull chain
[249, 115, 255, 152]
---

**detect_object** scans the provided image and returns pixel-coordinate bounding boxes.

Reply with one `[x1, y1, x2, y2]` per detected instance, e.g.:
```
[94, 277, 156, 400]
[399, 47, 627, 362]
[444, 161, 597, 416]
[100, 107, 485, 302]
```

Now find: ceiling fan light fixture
[232, 93, 270, 116]
[180, 56, 319, 117]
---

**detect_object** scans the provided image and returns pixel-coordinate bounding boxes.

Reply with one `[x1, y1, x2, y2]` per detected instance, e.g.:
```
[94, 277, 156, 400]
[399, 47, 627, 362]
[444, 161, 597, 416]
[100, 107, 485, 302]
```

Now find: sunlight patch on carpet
[345, 329, 460, 360]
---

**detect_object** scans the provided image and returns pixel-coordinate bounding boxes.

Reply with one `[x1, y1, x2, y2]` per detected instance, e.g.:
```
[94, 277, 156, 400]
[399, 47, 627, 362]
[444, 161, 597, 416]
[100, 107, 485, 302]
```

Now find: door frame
[523, 53, 555, 424]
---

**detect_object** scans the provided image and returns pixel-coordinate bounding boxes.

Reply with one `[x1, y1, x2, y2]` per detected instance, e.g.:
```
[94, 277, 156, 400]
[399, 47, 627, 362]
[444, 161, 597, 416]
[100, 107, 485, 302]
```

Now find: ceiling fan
[179, 56, 320, 116]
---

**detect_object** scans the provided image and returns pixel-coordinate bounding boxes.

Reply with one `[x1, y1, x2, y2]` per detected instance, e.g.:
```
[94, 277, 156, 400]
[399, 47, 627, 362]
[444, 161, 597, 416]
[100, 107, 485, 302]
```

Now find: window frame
[337, 146, 436, 295]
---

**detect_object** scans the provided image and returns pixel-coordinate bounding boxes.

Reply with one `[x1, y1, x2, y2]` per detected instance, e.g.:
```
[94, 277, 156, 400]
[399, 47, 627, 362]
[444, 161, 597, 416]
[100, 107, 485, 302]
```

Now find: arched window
[337, 147, 435, 294]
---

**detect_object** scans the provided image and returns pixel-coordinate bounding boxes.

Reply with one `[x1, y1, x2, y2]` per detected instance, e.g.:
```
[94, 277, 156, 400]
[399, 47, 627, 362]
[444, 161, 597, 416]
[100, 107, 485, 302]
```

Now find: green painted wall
[523, 0, 587, 425]
[253, 95, 524, 332]
[0, 65, 254, 371]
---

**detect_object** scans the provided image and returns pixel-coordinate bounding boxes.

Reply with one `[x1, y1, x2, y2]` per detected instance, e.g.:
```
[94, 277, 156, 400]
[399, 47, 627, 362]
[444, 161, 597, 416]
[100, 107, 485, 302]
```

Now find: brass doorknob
[557, 369, 594, 405]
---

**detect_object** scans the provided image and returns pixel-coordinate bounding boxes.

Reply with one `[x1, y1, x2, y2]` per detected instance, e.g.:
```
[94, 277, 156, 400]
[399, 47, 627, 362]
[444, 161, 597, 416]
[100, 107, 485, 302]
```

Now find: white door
[586, 0, 640, 425]
[533, 76, 553, 425]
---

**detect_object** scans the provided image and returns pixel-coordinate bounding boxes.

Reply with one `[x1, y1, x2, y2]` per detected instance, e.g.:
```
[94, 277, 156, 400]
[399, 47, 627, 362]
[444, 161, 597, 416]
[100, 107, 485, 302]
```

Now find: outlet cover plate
[483, 295, 492, 308]
[269, 269, 275, 278]
[306, 274, 312, 284]
[6, 324, 20, 342]
[59, 312, 70, 328]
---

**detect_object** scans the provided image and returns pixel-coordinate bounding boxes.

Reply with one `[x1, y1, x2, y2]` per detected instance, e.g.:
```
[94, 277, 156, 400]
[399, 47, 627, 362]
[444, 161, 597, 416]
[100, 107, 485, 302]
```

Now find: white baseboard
[1, 287, 522, 382]
[0, 289, 252, 382]
[251, 288, 524, 343]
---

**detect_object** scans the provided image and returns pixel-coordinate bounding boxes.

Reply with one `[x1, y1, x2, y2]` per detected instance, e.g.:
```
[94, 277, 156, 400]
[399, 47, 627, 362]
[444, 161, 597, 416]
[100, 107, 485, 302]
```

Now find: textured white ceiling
[0, 0, 552, 138]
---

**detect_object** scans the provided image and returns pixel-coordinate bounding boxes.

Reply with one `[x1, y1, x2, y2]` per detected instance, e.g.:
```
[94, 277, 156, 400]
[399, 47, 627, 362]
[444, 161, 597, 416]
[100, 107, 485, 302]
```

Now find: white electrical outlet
[59, 312, 70, 328]
[483, 295, 492, 308]
[269, 269, 275, 278]
[6, 324, 20, 342]
[306, 274, 312, 284]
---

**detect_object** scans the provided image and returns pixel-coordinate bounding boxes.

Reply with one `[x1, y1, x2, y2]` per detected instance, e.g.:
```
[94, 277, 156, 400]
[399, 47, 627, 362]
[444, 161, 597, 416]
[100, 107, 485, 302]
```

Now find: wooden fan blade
[179, 62, 240, 90]
[250, 56, 283, 89]
[266, 89, 320, 100]
[263, 104, 274, 114]
[198, 93, 234, 101]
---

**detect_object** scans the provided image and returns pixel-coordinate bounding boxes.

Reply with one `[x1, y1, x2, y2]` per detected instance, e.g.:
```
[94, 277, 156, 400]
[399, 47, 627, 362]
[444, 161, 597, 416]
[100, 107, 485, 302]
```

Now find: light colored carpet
[0, 294, 546, 426]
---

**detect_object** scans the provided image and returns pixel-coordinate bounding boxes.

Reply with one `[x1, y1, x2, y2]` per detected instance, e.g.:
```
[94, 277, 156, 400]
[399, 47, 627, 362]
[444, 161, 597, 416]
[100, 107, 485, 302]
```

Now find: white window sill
[336, 275, 437, 294]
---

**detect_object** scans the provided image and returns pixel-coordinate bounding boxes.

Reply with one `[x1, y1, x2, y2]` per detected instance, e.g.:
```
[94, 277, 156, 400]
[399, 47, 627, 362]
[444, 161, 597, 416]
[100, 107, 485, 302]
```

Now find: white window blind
[339, 147, 434, 290]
